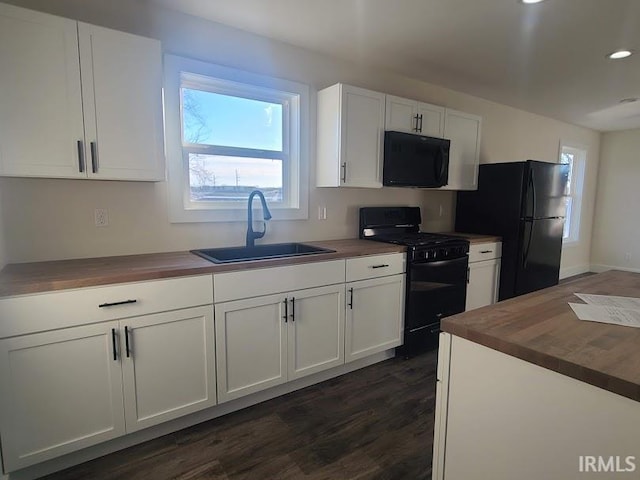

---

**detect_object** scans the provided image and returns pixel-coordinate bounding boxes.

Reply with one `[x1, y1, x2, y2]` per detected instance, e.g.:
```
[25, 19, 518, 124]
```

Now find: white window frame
[559, 142, 587, 245]
[164, 55, 309, 222]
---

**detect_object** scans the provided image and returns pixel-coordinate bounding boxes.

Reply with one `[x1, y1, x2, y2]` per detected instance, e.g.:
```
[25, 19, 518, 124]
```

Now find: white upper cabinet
[441, 109, 481, 191]
[78, 23, 164, 181]
[385, 95, 444, 138]
[317, 83, 385, 188]
[0, 3, 85, 178]
[0, 3, 164, 181]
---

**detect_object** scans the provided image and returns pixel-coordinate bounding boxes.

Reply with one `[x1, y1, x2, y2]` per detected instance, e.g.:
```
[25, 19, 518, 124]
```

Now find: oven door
[405, 255, 469, 333]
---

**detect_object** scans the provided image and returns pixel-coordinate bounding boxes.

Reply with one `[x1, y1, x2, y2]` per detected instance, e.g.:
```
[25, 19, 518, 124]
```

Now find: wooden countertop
[0, 239, 406, 298]
[442, 232, 502, 244]
[442, 271, 640, 402]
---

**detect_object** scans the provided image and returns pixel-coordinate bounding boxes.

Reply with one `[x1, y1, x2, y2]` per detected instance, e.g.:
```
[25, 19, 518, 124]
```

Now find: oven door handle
[411, 256, 469, 267]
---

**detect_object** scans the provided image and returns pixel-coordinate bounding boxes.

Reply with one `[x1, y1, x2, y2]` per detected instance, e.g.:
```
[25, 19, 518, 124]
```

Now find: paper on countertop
[569, 303, 640, 328]
[574, 293, 640, 310]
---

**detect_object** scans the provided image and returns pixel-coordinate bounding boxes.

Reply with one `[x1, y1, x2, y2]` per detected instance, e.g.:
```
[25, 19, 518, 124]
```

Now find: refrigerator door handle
[523, 220, 534, 270]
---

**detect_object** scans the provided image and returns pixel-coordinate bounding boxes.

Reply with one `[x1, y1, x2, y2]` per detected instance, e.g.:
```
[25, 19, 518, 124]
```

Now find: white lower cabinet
[0, 322, 126, 472]
[345, 275, 404, 362]
[465, 242, 502, 311]
[215, 284, 345, 403]
[121, 306, 216, 432]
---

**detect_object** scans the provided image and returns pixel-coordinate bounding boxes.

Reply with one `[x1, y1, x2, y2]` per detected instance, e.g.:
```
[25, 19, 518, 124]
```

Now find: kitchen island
[433, 271, 640, 480]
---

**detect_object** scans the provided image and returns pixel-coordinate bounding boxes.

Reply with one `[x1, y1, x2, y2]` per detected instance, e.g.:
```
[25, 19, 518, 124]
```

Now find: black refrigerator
[455, 160, 569, 301]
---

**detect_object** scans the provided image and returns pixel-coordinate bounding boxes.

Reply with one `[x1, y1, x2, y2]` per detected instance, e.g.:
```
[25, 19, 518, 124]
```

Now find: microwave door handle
[437, 146, 447, 183]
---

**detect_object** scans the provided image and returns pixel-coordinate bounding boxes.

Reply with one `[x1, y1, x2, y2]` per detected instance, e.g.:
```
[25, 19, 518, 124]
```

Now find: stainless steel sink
[191, 243, 335, 264]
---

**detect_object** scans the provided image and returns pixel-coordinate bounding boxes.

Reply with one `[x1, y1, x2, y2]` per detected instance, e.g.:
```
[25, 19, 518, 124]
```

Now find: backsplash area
[0, 177, 455, 263]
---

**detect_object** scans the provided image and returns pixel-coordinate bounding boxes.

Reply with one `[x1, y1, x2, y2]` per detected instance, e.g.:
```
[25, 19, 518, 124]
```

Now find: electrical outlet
[94, 208, 109, 227]
[318, 206, 327, 220]
[624, 252, 631, 263]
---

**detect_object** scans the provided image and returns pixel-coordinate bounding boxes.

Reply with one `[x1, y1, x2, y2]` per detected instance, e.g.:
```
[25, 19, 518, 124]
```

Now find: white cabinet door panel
[417, 103, 445, 138]
[0, 322, 125, 472]
[121, 306, 216, 432]
[442, 109, 481, 191]
[341, 86, 385, 187]
[466, 259, 500, 311]
[215, 294, 287, 403]
[0, 3, 84, 178]
[78, 23, 164, 181]
[385, 95, 418, 133]
[287, 285, 345, 380]
[346, 275, 404, 362]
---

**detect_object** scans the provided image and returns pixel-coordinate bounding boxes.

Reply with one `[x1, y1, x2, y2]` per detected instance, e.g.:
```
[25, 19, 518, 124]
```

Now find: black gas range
[360, 207, 470, 356]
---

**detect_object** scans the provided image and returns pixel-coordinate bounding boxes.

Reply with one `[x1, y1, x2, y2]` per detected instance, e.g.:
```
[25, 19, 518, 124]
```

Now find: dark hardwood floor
[43, 350, 438, 480]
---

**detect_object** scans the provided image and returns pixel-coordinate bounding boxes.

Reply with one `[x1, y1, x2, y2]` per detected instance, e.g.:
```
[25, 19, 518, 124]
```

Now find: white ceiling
[150, 0, 640, 131]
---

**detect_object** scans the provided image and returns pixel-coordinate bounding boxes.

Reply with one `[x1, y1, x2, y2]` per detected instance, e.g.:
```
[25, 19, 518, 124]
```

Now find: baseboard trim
[590, 264, 640, 274]
[5, 350, 395, 480]
[559, 264, 591, 280]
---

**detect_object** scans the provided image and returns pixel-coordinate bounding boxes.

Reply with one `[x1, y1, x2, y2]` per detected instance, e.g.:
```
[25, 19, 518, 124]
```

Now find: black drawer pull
[370, 264, 390, 269]
[111, 328, 118, 361]
[348, 287, 354, 309]
[282, 298, 288, 323]
[479, 250, 493, 254]
[99, 299, 137, 308]
[290, 297, 295, 322]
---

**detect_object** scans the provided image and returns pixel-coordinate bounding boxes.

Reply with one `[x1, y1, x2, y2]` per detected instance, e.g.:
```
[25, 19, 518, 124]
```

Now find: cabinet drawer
[0, 275, 213, 338]
[468, 242, 502, 263]
[346, 253, 405, 282]
[214, 260, 345, 303]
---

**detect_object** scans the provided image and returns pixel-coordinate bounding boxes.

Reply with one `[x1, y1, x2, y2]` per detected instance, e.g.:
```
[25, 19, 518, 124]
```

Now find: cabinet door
[385, 95, 418, 133]
[345, 275, 404, 362]
[121, 307, 216, 433]
[442, 109, 481, 190]
[215, 294, 287, 403]
[0, 322, 125, 472]
[287, 285, 345, 381]
[466, 259, 500, 311]
[78, 23, 164, 181]
[0, 3, 85, 178]
[340, 85, 385, 188]
[417, 102, 445, 138]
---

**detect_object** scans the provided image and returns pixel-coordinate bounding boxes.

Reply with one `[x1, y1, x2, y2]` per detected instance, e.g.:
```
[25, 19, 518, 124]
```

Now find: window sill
[562, 239, 580, 248]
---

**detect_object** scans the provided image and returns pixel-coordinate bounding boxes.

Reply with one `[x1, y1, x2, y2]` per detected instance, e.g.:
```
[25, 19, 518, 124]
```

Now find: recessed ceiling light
[520, 0, 546, 4]
[608, 50, 633, 59]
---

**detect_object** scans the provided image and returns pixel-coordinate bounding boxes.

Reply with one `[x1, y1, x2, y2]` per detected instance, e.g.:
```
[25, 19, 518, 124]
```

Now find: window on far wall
[559, 144, 586, 244]
[164, 55, 309, 222]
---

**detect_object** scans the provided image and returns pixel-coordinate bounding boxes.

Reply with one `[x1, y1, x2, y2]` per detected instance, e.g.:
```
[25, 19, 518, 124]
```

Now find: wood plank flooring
[43, 350, 438, 480]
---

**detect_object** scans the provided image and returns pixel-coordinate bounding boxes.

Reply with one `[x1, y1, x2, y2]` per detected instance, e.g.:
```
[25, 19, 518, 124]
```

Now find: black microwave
[383, 131, 450, 188]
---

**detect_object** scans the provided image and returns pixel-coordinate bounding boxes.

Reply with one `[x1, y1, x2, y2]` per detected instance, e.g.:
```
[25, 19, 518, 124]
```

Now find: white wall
[0, 0, 600, 269]
[591, 129, 640, 272]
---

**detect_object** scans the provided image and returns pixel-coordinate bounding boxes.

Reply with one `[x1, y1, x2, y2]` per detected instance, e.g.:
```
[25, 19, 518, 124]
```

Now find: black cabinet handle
[418, 114, 424, 133]
[348, 287, 354, 309]
[111, 328, 117, 361]
[370, 264, 389, 269]
[90, 141, 98, 173]
[467, 267, 470, 284]
[479, 250, 493, 254]
[341, 162, 347, 183]
[77, 140, 85, 173]
[125, 326, 131, 358]
[290, 297, 295, 322]
[282, 298, 288, 323]
[413, 114, 420, 132]
[99, 299, 137, 308]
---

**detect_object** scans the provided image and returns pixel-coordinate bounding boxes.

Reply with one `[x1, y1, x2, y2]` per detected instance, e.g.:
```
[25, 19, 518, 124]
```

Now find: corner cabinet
[0, 275, 214, 472]
[0, 2, 164, 181]
[465, 242, 502, 311]
[441, 109, 482, 191]
[316, 83, 385, 188]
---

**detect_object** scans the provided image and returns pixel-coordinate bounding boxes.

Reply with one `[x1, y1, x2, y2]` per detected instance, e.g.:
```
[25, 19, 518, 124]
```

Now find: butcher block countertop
[0, 239, 405, 298]
[443, 232, 502, 244]
[442, 271, 640, 402]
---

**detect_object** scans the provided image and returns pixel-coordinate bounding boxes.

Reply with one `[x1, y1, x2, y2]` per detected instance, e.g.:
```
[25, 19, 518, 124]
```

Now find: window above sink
[164, 55, 310, 222]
